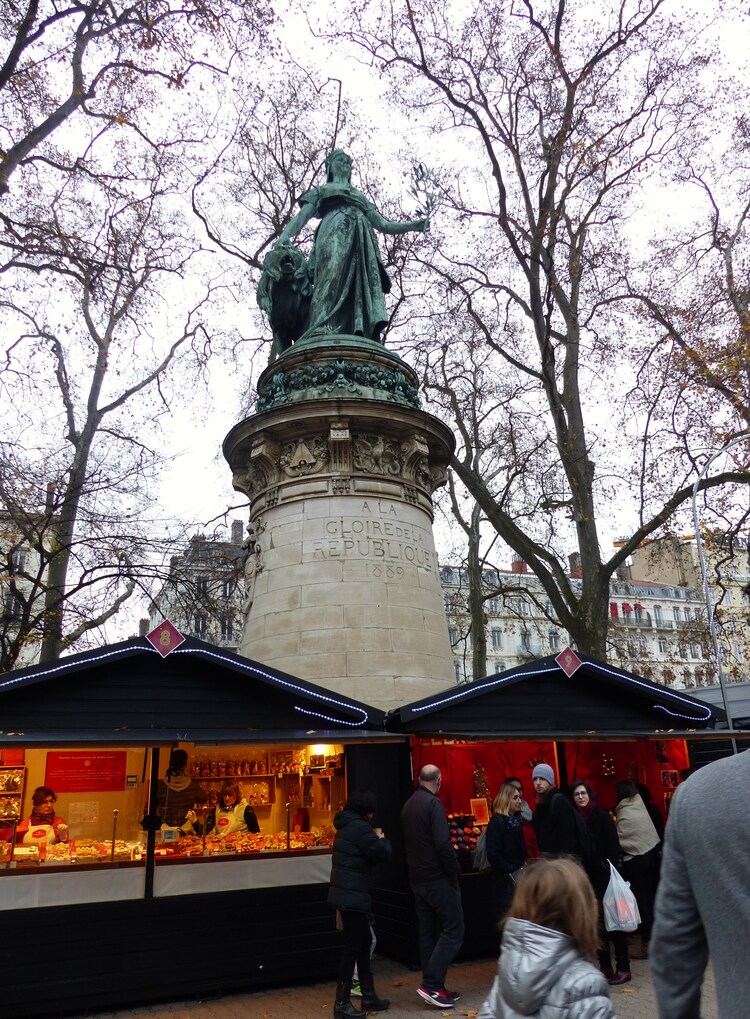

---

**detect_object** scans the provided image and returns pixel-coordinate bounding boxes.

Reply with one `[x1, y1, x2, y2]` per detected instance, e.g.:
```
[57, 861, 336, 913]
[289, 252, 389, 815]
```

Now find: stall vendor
[156, 749, 206, 832]
[16, 786, 69, 846]
[205, 780, 260, 838]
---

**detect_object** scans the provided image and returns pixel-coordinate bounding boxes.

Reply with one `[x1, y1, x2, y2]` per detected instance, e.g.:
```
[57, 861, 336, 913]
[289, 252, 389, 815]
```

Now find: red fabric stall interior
[410, 736, 689, 822]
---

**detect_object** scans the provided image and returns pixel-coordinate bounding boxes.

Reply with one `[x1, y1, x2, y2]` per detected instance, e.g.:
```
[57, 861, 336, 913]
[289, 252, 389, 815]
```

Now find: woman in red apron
[16, 786, 69, 846]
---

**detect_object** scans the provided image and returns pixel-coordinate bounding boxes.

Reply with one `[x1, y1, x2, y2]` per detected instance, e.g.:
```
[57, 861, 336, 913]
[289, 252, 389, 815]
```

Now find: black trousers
[621, 847, 660, 943]
[337, 910, 373, 987]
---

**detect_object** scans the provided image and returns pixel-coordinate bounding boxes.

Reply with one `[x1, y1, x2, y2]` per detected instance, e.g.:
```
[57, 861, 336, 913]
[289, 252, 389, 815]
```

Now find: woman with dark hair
[328, 788, 392, 1018]
[205, 780, 259, 838]
[478, 858, 615, 1019]
[571, 781, 631, 985]
[486, 782, 526, 928]
[615, 780, 661, 958]
[16, 786, 69, 847]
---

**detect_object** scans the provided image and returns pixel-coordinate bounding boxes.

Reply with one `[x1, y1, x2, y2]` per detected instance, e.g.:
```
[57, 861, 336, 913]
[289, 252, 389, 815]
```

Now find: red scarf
[29, 809, 55, 826]
[578, 801, 596, 825]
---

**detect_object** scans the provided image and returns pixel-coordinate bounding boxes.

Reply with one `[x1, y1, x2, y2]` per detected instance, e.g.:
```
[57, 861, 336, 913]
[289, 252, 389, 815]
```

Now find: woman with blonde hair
[486, 782, 526, 927]
[479, 858, 615, 1019]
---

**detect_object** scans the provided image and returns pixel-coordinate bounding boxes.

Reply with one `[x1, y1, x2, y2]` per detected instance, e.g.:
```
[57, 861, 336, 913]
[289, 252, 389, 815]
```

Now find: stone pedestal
[223, 335, 456, 711]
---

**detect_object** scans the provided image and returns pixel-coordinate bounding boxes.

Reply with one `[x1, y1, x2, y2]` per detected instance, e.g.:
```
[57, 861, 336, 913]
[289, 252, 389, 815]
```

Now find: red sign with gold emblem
[555, 646, 583, 677]
[146, 619, 185, 658]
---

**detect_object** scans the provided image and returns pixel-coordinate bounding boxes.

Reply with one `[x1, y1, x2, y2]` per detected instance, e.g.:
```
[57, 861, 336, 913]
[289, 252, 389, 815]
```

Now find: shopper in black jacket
[486, 782, 526, 927]
[328, 789, 391, 1018]
[571, 780, 632, 986]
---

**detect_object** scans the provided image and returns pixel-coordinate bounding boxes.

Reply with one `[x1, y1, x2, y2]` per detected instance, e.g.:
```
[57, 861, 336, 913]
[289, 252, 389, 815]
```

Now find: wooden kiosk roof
[386, 653, 727, 739]
[0, 636, 387, 745]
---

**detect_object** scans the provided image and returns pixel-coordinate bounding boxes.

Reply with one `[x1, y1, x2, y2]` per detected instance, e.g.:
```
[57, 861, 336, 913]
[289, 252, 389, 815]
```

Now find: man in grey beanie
[531, 763, 580, 857]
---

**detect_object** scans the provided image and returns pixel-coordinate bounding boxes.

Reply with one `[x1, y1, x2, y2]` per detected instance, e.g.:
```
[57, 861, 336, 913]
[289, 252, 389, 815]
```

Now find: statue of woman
[274, 149, 428, 343]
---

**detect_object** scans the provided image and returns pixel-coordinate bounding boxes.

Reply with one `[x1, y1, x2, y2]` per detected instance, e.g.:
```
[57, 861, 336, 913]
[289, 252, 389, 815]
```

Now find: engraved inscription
[310, 502, 436, 572]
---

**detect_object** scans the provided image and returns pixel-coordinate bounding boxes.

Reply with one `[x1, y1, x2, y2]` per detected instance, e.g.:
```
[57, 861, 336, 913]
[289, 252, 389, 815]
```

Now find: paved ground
[86, 953, 717, 1019]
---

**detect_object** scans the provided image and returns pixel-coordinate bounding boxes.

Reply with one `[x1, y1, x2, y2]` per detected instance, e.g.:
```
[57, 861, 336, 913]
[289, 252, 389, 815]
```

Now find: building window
[690, 643, 701, 659]
[658, 639, 667, 654]
[549, 630, 560, 651]
[494, 661, 503, 674]
[9, 550, 26, 573]
[197, 576, 209, 598]
[486, 597, 500, 614]
[220, 615, 234, 640]
[491, 628, 503, 650]
[3, 590, 21, 621]
[734, 643, 745, 665]
[448, 626, 458, 645]
[222, 578, 234, 599]
[672, 607, 681, 623]
[634, 605, 644, 623]
[454, 661, 462, 683]
[653, 605, 663, 624]
[521, 630, 532, 652]
[444, 594, 453, 612]
[695, 669, 704, 685]
[194, 612, 208, 638]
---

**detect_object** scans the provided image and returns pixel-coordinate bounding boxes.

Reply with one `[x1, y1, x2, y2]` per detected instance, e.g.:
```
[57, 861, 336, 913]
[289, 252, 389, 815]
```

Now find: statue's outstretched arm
[366, 207, 428, 236]
[274, 201, 316, 247]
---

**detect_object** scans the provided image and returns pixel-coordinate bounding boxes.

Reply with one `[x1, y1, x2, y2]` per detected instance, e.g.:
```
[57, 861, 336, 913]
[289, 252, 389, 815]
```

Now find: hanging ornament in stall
[473, 763, 490, 802]
[601, 755, 616, 777]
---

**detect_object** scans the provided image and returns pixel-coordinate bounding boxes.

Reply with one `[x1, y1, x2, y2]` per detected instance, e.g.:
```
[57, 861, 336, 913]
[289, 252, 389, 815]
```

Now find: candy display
[447, 814, 484, 870]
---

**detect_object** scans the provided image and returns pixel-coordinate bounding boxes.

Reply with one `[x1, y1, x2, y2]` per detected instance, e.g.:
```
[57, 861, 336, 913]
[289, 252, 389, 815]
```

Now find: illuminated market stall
[0, 634, 398, 1018]
[382, 652, 741, 959]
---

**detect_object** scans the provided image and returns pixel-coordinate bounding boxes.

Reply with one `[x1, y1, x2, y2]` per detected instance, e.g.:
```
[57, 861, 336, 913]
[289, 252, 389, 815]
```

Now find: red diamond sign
[556, 647, 583, 677]
[146, 619, 185, 658]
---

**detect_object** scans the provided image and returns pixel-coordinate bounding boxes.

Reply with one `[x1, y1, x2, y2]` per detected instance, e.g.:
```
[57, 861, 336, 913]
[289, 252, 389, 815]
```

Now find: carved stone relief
[279, 435, 329, 477]
[352, 433, 402, 476]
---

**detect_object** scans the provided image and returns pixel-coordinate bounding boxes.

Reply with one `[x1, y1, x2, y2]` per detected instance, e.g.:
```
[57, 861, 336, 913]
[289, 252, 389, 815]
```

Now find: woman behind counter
[204, 780, 260, 838]
[16, 786, 69, 846]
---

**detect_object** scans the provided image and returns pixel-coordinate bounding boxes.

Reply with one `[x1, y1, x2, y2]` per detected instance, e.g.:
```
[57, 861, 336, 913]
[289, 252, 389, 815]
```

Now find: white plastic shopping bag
[602, 861, 641, 933]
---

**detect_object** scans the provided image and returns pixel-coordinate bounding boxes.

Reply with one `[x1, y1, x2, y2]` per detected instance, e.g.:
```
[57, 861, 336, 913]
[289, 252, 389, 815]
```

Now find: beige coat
[615, 794, 660, 860]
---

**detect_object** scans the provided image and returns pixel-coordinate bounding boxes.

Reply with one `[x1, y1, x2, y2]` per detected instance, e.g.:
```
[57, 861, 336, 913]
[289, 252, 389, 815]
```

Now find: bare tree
[0, 0, 273, 196]
[312, 0, 750, 660]
[0, 159, 221, 668]
[0, 0, 276, 668]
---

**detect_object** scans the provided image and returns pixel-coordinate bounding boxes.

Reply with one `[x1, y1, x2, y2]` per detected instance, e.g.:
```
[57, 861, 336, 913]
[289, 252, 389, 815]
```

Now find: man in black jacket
[401, 765, 464, 1010]
[531, 763, 579, 856]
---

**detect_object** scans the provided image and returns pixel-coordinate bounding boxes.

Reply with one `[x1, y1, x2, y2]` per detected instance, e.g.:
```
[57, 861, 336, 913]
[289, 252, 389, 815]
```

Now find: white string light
[0, 641, 372, 726]
[168, 646, 370, 723]
[408, 658, 714, 723]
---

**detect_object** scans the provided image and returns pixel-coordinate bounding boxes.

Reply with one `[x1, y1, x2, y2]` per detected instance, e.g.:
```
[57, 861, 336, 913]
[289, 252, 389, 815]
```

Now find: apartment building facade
[148, 521, 247, 652]
[440, 555, 716, 689]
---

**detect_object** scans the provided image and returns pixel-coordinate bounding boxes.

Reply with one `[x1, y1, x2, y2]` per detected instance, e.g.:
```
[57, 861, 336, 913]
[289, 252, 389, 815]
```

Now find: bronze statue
[258, 150, 428, 351]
